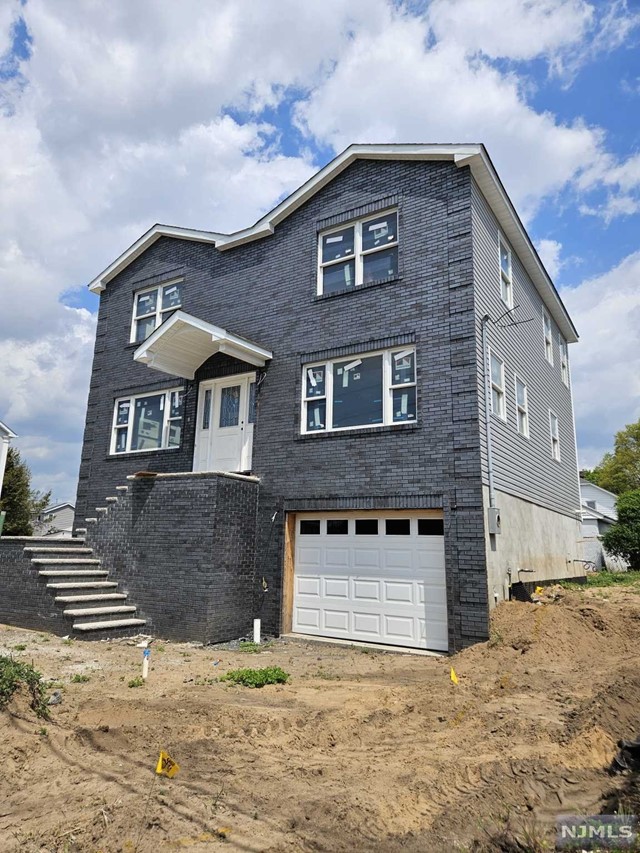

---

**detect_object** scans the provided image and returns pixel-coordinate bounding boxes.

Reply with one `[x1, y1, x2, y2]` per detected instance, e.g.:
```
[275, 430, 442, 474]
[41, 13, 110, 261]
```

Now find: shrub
[602, 489, 640, 569]
[220, 666, 289, 688]
[0, 656, 50, 718]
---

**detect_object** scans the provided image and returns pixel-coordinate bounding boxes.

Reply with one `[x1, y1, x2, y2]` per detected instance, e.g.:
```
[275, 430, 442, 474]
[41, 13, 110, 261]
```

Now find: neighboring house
[580, 479, 626, 570]
[33, 502, 75, 538]
[0, 420, 17, 501]
[71, 143, 583, 652]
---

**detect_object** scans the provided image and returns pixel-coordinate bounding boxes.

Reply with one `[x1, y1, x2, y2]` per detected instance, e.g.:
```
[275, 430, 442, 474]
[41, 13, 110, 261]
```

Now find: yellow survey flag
[156, 751, 180, 778]
[450, 667, 459, 685]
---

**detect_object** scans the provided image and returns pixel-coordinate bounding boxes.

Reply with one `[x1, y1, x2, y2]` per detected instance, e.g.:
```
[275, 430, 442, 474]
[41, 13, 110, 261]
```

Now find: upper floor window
[559, 335, 569, 385]
[499, 238, 513, 308]
[490, 352, 506, 421]
[549, 410, 561, 461]
[515, 375, 529, 437]
[131, 279, 183, 343]
[302, 347, 416, 433]
[318, 211, 398, 295]
[111, 388, 184, 454]
[543, 310, 553, 365]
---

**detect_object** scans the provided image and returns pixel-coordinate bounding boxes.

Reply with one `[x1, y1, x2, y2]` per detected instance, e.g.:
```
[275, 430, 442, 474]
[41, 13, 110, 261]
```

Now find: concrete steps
[25, 535, 147, 636]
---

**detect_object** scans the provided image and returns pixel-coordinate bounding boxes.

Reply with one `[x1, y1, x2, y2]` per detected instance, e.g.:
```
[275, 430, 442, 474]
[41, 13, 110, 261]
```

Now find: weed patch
[560, 570, 640, 591]
[128, 677, 144, 688]
[221, 666, 289, 688]
[0, 656, 50, 718]
[70, 674, 91, 683]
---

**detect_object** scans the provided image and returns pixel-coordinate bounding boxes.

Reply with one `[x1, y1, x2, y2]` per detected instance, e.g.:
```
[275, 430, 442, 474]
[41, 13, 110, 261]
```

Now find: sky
[0, 0, 639, 504]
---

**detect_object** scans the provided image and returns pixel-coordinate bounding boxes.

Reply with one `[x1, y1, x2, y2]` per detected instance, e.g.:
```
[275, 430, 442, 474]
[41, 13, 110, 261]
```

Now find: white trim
[488, 349, 506, 422]
[559, 333, 569, 386]
[498, 233, 513, 309]
[0, 420, 17, 439]
[316, 208, 399, 295]
[85, 144, 578, 342]
[543, 309, 554, 365]
[133, 310, 272, 379]
[301, 346, 417, 434]
[129, 277, 184, 344]
[110, 387, 184, 455]
[549, 409, 561, 462]
[514, 373, 529, 438]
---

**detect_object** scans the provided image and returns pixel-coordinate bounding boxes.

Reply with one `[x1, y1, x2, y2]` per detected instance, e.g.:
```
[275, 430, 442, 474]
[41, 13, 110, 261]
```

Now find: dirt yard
[1, 585, 640, 852]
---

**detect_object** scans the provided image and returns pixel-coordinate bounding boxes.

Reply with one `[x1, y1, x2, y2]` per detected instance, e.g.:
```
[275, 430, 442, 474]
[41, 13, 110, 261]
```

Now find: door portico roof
[133, 311, 272, 379]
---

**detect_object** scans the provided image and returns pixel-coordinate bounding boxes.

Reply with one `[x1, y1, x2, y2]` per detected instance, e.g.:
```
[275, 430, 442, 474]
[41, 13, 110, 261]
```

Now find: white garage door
[292, 511, 448, 652]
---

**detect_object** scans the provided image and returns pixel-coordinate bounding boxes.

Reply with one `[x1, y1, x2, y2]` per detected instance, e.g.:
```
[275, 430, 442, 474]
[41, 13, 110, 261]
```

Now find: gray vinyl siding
[471, 178, 580, 517]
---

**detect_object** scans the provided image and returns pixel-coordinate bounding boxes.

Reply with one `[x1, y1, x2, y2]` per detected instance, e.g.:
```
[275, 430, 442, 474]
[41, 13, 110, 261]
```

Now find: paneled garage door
[292, 511, 448, 651]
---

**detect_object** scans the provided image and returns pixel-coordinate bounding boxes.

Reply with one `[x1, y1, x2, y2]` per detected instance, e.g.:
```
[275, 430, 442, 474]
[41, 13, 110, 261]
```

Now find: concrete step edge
[38, 570, 109, 577]
[72, 618, 146, 632]
[47, 581, 119, 590]
[64, 605, 137, 617]
[32, 558, 101, 565]
[55, 593, 128, 603]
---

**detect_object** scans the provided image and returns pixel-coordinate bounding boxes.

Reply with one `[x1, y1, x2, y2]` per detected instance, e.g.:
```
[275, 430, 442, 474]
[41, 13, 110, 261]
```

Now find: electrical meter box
[488, 506, 501, 535]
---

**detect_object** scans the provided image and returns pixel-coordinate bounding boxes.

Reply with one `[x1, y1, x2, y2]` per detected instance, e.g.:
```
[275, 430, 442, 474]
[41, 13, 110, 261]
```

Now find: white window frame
[489, 350, 506, 422]
[317, 209, 399, 295]
[559, 334, 569, 385]
[549, 410, 561, 462]
[514, 374, 529, 438]
[498, 235, 513, 308]
[543, 310, 554, 365]
[301, 346, 417, 434]
[110, 387, 184, 455]
[130, 278, 184, 343]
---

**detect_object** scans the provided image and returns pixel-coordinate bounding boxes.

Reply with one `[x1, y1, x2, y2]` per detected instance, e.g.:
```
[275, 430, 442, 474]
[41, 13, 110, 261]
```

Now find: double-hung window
[549, 410, 561, 461]
[543, 310, 553, 365]
[318, 211, 398, 295]
[302, 347, 416, 433]
[131, 279, 183, 343]
[490, 352, 506, 421]
[499, 238, 513, 308]
[111, 388, 184, 454]
[515, 376, 529, 437]
[559, 335, 569, 385]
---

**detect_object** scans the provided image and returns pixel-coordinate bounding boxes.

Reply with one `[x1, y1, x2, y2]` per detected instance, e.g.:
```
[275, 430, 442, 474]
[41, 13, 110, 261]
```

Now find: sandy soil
[1, 586, 639, 852]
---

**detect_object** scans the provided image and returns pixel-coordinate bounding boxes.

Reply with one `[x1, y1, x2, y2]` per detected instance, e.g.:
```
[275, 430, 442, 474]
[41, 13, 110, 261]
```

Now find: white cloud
[0, 0, 639, 502]
[427, 0, 594, 61]
[537, 239, 564, 280]
[561, 252, 640, 467]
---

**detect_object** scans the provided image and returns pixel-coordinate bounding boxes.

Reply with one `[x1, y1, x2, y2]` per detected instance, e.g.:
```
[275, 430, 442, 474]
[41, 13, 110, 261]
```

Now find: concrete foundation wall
[483, 487, 582, 606]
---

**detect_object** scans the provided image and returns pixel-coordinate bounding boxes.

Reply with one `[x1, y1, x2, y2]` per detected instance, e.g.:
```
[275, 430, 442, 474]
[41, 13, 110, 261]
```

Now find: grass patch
[13, 644, 27, 652]
[238, 640, 273, 653]
[128, 677, 144, 688]
[221, 666, 289, 688]
[560, 570, 640, 591]
[0, 656, 50, 719]
[70, 673, 91, 683]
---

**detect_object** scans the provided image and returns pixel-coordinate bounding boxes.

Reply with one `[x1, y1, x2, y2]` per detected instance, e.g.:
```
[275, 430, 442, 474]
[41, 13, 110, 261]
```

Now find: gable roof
[579, 479, 619, 502]
[0, 420, 17, 439]
[87, 143, 578, 342]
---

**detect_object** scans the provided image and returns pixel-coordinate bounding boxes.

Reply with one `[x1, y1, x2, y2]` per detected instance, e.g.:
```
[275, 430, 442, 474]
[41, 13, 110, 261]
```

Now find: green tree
[589, 419, 640, 495]
[602, 490, 640, 570]
[0, 448, 51, 536]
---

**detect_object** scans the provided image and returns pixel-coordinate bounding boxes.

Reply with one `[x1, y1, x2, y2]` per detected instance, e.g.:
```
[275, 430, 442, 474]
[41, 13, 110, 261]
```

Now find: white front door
[193, 373, 256, 473]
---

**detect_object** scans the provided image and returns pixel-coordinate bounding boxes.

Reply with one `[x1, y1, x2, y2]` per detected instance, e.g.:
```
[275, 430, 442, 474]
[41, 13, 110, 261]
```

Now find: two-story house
[64, 143, 582, 652]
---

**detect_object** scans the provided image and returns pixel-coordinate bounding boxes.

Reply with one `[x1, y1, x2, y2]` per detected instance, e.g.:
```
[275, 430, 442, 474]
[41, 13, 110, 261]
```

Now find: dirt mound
[1, 588, 639, 852]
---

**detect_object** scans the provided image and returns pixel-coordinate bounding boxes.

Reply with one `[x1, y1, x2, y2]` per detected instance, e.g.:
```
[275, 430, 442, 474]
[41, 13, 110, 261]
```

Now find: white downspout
[481, 315, 496, 509]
